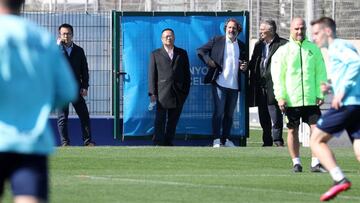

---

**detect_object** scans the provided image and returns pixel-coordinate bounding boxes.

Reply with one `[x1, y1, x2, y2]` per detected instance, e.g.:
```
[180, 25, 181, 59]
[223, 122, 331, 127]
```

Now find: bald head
[290, 17, 306, 42]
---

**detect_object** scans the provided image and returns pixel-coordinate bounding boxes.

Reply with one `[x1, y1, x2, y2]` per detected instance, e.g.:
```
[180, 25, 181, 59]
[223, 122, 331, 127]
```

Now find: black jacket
[197, 36, 248, 89]
[148, 46, 191, 109]
[62, 43, 89, 90]
[248, 34, 287, 106]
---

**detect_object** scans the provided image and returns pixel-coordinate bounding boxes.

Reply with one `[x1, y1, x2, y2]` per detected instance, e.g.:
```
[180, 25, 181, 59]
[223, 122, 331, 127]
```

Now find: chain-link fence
[23, 12, 112, 116]
[24, 0, 360, 40]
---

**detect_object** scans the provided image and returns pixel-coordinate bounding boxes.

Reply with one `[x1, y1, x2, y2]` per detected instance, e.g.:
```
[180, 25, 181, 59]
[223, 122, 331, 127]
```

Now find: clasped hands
[239, 60, 248, 71]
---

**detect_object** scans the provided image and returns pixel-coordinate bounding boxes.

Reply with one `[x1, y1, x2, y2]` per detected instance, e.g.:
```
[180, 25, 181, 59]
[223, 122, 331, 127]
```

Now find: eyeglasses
[260, 28, 271, 32]
[162, 35, 173, 39]
[60, 33, 73, 36]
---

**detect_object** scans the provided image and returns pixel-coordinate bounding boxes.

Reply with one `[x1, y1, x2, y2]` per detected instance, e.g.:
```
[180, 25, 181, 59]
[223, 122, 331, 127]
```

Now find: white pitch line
[76, 173, 360, 178]
[79, 174, 291, 178]
[75, 175, 360, 201]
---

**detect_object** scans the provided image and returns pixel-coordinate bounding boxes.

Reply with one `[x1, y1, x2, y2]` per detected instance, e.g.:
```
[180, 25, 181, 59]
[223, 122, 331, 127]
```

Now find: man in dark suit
[57, 23, 95, 146]
[197, 18, 248, 147]
[248, 19, 287, 147]
[148, 28, 191, 146]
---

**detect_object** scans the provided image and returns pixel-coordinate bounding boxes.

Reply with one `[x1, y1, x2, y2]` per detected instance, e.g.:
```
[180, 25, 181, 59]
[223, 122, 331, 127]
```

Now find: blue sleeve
[51, 44, 78, 108]
[336, 45, 360, 95]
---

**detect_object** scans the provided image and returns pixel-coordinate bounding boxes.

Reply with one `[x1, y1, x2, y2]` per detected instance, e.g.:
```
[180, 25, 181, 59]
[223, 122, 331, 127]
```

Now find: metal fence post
[112, 10, 121, 140]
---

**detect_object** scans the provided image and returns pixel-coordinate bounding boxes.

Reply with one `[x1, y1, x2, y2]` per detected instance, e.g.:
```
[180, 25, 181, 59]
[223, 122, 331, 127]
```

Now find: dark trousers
[212, 84, 239, 144]
[57, 95, 92, 145]
[257, 87, 284, 146]
[153, 103, 184, 146]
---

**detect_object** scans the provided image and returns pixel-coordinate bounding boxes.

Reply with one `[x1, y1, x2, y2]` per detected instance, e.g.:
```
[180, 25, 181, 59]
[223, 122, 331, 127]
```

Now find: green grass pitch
[2, 130, 360, 202]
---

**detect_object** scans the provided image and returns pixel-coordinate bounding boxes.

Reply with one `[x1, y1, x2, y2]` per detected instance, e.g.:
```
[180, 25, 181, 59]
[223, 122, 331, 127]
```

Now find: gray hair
[261, 19, 277, 34]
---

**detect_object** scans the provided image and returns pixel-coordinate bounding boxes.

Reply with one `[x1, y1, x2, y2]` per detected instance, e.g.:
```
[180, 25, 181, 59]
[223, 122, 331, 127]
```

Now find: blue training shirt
[328, 39, 360, 106]
[0, 15, 77, 155]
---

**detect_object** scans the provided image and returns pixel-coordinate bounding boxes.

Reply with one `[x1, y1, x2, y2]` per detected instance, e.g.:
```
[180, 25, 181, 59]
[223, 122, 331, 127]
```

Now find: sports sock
[329, 166, 345, 182]
[292, 157, 301, 166]
[311, 157, 320, 167]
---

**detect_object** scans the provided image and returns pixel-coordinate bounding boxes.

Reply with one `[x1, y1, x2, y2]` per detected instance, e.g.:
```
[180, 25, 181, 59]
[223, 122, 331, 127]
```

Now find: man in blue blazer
[197, 18, 248, 147]
[148, 28, 191, 146]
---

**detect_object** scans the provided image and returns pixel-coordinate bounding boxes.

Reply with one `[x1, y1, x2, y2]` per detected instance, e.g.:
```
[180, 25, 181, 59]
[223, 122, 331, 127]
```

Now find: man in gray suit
[148, 28, 191, 146]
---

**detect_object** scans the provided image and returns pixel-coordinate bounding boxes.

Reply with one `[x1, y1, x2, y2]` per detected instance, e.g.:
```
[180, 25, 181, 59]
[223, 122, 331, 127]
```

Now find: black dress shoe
[61, 142, 70, 147]
[84, 142, 95, 146]
[274, 141, 284, 147]
[164, 141, 174, 146]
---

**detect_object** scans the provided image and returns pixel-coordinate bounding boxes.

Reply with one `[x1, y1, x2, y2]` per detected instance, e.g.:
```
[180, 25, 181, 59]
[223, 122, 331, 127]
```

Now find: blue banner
[122, 15, 248, 136]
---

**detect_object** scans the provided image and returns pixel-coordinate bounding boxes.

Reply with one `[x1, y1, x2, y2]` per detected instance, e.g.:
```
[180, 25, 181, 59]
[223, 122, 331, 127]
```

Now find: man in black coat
[57, 23, 95, 146]
[248, 19, 287, 147]
[197, 18, 248, 147]
[148, 28, 191, 146]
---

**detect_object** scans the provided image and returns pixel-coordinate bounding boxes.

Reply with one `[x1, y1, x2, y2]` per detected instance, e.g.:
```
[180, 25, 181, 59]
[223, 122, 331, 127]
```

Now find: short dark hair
[223, 18, 242, 33]
[0, 0, 25, 12]
[310, 17, 336, 34]
[161, 28, 174, 35]
[261, 19, 277, 33]
[58, 23, 74, 34]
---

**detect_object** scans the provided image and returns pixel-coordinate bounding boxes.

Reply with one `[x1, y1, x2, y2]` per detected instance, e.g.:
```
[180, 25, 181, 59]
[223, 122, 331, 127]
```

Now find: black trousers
[153, 103, 184, 146]
[57, 95, 92, 145]
[257, 87, 284, 146]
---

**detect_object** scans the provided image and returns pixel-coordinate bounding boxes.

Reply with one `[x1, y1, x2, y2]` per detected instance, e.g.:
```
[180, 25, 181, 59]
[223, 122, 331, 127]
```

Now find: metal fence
[24, 0, 360, 40]
[22, 0, 360, 117]
[23, 12, 112, 116]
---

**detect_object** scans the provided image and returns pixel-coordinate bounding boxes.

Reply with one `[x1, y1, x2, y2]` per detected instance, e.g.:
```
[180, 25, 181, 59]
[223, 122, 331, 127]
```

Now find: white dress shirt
[217, 38, 240, 90]
[164, 46, 174, 60]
